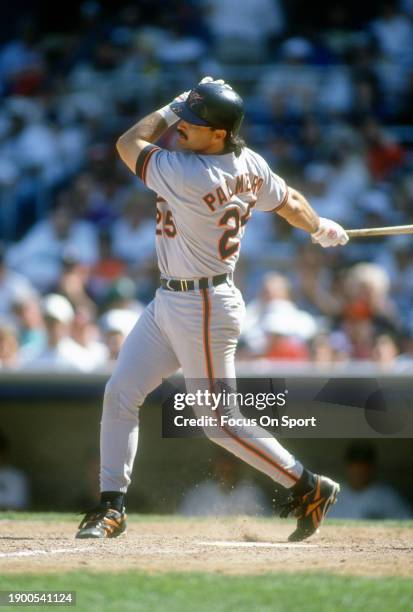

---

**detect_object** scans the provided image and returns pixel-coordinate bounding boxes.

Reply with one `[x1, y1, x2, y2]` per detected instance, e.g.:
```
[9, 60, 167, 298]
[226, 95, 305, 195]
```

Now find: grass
[0, 571, 412, 612]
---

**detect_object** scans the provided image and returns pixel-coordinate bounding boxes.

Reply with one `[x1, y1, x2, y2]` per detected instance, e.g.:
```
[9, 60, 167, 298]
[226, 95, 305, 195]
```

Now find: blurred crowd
[1, 0, 413, 372]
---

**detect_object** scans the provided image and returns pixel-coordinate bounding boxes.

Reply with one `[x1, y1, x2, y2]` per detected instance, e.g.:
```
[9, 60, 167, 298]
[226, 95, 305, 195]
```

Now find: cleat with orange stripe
[75, 502, 127, 539]
[280, 475, 340, 542]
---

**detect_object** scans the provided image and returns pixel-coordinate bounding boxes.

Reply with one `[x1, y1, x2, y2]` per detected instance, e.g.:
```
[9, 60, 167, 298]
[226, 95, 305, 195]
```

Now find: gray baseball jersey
[135, 145, 289, 278]
[100, 144, 303, 498]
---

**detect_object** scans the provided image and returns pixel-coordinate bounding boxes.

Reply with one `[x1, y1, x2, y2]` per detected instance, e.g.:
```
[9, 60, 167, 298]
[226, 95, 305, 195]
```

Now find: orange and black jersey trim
[135, 145, 160, 185]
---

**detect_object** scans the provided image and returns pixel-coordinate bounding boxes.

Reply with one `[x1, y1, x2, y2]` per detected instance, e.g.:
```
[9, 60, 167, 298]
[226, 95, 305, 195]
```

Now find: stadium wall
[0, 372, 412, 511]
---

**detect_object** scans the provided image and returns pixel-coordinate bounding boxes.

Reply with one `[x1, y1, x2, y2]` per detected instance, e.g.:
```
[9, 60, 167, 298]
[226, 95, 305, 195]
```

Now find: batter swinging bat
[346, 224, 413, 238]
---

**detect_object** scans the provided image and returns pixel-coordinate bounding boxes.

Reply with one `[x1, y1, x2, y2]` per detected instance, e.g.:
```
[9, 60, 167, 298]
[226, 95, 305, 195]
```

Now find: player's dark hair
[225, 133, 246, 157]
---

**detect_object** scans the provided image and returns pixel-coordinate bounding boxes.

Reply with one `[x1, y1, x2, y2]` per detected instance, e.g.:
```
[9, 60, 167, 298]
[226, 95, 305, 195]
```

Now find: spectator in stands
[357, 189, 394, 226]
[0, 18, 43, 94]
[374, 237, 413, 327]
[302, 163, 349, 226]
[6, 197, 99, 291]
[111, 192, 156, 265]
[69, 173, 95, 219]
[370, 5, 413, 112]
[102, 276, 144, 315]
[99, 308, 140, 363]
[309, 334, 334, 365]
[309, 332, 351, 366]
[0, 429, 30, 510]
[338, 262, 400, 361]
[290, 244, 343, 318]
[362, 118, 406, 181]
[259, 312, 311, 361]
[52, 249, 96, 312]
[257, 36, 351, 118]
[72, 305, 108, 369]
[156, 24, 207, 67]
[204, 0, 285, 63]
[328, 130, 370, 205]
[0, 103, 64, 235]
[0, 241, 36, 317]
[329, 442, 412, 519]
[342, 319, 376, 360]
[81, 169, 130, 229]
[22, 294, 95, 372]
[258, 37, 316, 113]
[11, 294, 45, 357]
[179, 449, 271, 516]
[0, 321, 20, 370]
[372, 333, 401, 369]
[340, 263, 400, 341]
[370, 2, 413, 64]
[88, 230, 126, 304]
[242, 272, 317, 357]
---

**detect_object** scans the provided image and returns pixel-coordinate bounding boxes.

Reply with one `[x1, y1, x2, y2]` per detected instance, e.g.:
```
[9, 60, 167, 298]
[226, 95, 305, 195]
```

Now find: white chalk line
[0, 540, 317, 559]
[199, 541, 318, 549]
[0, 547, 87, 558]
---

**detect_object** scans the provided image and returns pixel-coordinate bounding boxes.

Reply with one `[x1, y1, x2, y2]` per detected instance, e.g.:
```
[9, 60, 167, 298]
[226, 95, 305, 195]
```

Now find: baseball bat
[346, 224, 413, 238]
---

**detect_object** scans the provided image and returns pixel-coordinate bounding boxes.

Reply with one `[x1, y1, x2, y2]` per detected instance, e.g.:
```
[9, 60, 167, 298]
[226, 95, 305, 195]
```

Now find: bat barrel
[346, 225, 413, 238]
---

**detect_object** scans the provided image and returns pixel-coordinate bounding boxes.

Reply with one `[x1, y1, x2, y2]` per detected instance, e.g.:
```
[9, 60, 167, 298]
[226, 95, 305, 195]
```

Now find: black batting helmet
[170, 82, 244, 137]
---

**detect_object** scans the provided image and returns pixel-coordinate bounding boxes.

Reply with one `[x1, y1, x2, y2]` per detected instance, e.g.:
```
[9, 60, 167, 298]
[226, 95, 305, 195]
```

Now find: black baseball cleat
[75, 502, 127, 539]
[280, 475, 340, 542]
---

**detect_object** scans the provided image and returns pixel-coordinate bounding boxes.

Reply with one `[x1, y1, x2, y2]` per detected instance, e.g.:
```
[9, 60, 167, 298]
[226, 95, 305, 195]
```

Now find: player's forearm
[276, 188, 320, 233]
[117, 111, 168, 150]
[116, 111, 170, 172]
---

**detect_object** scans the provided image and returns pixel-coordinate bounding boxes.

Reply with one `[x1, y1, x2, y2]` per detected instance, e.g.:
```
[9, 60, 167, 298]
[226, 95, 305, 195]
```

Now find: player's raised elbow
[116, 134, 128, 158]
[115, 134, 137, 173]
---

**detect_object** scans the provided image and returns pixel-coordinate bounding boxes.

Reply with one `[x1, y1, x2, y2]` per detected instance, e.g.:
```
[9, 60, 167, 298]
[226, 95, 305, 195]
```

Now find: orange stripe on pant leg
[200, 288, 298, 485]
[201, 287, 215, 382]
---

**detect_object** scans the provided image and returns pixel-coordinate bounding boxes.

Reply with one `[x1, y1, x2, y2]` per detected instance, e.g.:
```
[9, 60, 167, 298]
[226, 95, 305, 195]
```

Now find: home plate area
[0, 517, 412, 577]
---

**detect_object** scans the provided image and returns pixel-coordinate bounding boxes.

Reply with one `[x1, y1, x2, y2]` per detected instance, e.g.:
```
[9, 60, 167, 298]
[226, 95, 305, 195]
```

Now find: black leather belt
[161, 273, 231, 292]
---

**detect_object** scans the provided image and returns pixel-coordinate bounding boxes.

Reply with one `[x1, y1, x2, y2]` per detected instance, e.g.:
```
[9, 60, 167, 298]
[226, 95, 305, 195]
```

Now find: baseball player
[76, 77, 348, 542]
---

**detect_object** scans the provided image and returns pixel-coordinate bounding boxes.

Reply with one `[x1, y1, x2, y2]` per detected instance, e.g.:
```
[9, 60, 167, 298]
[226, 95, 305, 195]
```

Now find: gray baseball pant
[100, 282, 303, 494]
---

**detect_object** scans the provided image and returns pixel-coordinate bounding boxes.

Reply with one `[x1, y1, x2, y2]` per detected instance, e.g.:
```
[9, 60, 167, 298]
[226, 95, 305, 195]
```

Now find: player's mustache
[177, 128, 188, 139]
